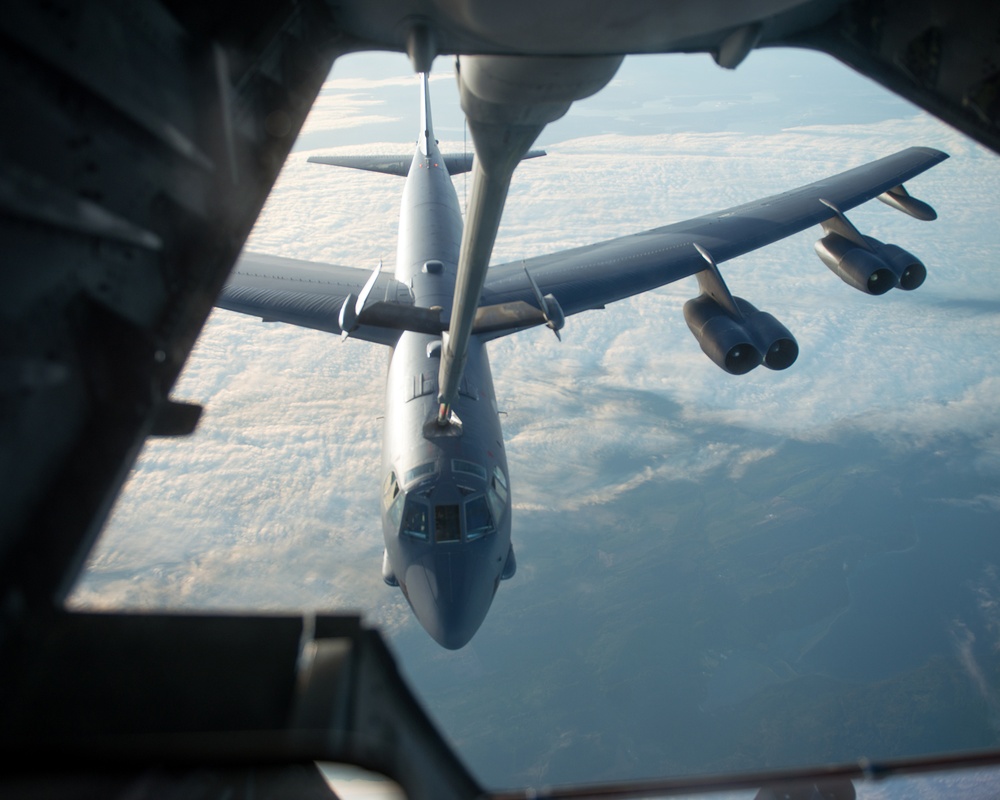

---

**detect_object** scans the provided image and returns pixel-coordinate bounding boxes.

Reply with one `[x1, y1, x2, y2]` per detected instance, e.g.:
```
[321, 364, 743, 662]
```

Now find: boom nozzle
[406, 23, 436, 74]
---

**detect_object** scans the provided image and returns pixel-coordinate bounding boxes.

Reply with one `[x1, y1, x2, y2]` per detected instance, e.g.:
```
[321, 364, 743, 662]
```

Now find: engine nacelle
[815, 232, 896, 295]
[815, 233, 927, 294]
[684, 294, 798, 375]
[872, 240, 926, 290]
[739, 301, 799, 370]
[684, 295, 760, 374]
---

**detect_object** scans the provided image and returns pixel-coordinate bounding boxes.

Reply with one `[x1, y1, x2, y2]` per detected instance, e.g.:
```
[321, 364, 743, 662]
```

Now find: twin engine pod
[683, 294, 798, 375]
[678, 185, 934, 378]
[815, 232, 926, 295]
[814, 196, 929, 296]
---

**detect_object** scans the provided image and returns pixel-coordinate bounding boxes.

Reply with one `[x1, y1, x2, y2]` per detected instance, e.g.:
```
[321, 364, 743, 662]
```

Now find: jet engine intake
[874, 241, 927, 290]
[684, 295, 798, 375]
[815, 233, 927, 294]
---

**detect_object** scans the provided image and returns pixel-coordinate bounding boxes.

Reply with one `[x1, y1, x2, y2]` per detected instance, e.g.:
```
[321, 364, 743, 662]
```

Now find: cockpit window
[401, 497, 429, 540]
[405, 462, 436, 485]
[385, 473, 405, 530]
[383, 472, 399, 505]
[487, 465, 508, 523]
[435, 504, 461, 542]
[465, 495, 495, 539]
[492, 465, 507, 495]
[452, 459, 486, 481]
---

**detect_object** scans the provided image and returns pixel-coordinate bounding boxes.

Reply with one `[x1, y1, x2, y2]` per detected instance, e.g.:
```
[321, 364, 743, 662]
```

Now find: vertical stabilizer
[419, 72, 434, 156]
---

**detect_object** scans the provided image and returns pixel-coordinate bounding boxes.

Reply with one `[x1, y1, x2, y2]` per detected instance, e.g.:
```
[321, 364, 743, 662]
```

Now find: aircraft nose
[403, 547, 497, 649]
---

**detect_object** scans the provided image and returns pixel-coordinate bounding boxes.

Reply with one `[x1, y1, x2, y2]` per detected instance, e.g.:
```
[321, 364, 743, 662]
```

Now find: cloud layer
[74, 60, 1000, 615]
[69, 50, 1000, 788]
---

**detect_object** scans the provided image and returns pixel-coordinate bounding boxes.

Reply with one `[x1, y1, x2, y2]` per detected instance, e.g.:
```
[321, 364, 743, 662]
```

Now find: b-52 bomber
[218, 70, 947, 649]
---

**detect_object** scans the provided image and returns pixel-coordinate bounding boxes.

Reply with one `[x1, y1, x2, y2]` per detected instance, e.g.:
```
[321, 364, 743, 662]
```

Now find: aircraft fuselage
[379, 125, 513, 649]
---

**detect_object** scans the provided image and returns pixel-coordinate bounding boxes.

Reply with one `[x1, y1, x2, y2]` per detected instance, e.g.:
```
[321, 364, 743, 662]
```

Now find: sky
[71, 48, 1000, 792]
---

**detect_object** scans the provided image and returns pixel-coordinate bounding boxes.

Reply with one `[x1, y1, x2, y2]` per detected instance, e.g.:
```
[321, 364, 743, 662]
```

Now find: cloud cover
[69, 49, 1000, 787]
[74, 52, 1000, 622]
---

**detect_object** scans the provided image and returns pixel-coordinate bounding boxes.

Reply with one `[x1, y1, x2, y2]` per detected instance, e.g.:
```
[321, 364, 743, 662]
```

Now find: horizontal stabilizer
[442, 149, 546, 176]
[307, 149, 546, 178]
[307, 154, 411, 176]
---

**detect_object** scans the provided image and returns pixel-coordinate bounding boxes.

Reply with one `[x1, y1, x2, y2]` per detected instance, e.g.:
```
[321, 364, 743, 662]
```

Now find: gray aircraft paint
[378, 75, 513, 648]
[216, 70, 947, 649]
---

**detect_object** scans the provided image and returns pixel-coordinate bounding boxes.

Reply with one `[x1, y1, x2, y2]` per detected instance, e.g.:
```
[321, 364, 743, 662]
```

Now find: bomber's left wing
[218, 252, 441, 346]
[481, 146, 948, 372]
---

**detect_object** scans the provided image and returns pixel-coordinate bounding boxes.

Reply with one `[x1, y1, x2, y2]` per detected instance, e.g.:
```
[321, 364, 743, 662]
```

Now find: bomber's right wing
[480, 146, 948, 371]
[440, 149, 546, 176]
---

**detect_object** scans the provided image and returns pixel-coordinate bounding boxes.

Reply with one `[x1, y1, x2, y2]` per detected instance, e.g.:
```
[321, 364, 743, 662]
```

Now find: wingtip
[914, 145, 950, 162]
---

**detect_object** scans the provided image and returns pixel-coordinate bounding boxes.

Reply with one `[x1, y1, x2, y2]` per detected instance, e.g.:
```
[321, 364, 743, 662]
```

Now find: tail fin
[306, 73, 550, 178]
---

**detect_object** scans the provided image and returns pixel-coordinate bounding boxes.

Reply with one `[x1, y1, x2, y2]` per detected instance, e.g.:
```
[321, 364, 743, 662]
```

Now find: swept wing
[481, 147, 948, 327]
[217, 251, 433, 346]
[217, 147, 947, 349]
